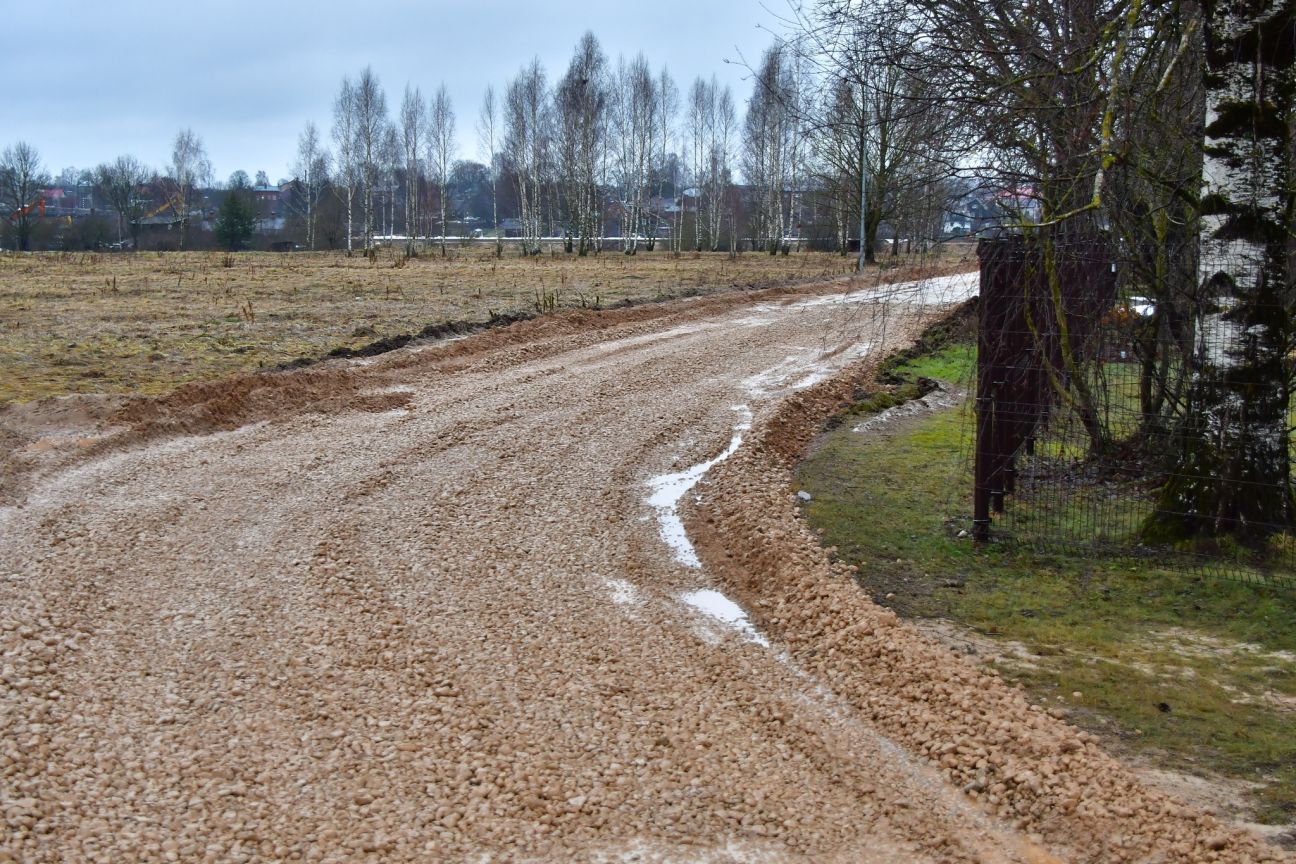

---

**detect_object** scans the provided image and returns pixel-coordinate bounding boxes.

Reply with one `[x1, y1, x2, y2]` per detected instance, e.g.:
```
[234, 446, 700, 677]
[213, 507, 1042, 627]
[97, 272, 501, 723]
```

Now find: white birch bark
[332, 78, 359, 253]
[400, 85, 426, 249]
[430, 85, 456, 257]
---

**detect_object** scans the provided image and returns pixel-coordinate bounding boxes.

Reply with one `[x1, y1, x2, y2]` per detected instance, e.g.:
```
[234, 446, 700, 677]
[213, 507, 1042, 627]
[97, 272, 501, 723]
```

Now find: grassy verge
[796, 338, 1296, 832]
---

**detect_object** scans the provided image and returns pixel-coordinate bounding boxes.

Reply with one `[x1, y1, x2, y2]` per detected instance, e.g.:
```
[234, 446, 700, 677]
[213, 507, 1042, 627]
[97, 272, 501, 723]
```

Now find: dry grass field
[0, 245, 970, 405]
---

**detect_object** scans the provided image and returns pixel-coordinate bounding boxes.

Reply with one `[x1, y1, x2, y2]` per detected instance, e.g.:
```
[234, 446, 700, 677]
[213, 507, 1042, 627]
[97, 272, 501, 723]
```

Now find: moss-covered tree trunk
[1147, 0, 1295, 544]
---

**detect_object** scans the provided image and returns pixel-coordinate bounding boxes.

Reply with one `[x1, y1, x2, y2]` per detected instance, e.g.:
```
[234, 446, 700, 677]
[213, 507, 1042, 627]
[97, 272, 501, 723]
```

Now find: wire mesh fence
[973, 229, 1296, 589]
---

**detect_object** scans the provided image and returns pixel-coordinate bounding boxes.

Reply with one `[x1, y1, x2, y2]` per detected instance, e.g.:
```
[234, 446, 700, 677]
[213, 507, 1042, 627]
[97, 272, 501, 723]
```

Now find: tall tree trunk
[406, 176, 415, 252]
[491, 175, 500, 258]
[1147, 0, 1295, 544]
[346, 187, 354, 254]
[364, 183, 372, 251]
[440, 182, 448, 258]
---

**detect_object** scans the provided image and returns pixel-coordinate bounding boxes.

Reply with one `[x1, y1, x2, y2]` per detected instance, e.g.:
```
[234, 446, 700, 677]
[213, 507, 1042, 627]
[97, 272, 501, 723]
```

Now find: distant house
[991, 186, 1042, 224]
[254, 217, 286, 233]
[251, 184, 285, 233]
[252, 184, 281, 214]
[135, 215, 183, 228]
[941, 185, 1030, 237]
[40, 187, 94, 217]
[645, 194, 686, 216]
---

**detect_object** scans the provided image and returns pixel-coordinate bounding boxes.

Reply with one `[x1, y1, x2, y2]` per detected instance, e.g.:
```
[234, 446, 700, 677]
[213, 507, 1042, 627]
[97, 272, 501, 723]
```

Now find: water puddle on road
[680, 589, 770, 647]
[605, 578, 640, 605]
[788, 270, 979, 309]
[644, 406, 773, 647]
[645, 405, 752, 568]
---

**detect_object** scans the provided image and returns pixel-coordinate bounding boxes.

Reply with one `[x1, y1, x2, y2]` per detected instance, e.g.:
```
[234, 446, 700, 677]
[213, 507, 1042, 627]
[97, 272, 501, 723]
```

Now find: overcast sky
[4, 1, 784, 184]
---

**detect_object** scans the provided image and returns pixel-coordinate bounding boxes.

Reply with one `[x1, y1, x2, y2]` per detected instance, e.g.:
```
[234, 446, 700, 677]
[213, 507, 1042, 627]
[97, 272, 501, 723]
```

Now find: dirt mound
[0, 394, 132, 504]
[111, 367, 371, 435]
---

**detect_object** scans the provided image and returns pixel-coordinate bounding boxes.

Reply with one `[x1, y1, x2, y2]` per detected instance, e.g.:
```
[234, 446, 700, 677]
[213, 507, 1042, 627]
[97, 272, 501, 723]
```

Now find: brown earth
[1, 270, 1288, 862]
[1, 248, 953, 406]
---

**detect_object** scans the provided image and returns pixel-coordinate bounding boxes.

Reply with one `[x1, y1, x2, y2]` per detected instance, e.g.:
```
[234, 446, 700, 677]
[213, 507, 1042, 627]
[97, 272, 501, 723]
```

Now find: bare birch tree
[291, 123, 330, 251]
[381, 123, 401, 238]
[556, 32, 610, 255]
[429, 84, 456, 257]
[399, 85, 427, 252]
[711, 85, 737, 252]
[352, 66, 388, 250]
[504, 60, 549, 255]
[687, 77, 712, 251]
[167, 129, 212, 250]
[478, 86, 502, 257]
[743, 47, 796, 254]
[611, 54, 657, 254]
[332, 77, 359, 253]
[652, 67, 679, 252]
[687, 78, 737, 252]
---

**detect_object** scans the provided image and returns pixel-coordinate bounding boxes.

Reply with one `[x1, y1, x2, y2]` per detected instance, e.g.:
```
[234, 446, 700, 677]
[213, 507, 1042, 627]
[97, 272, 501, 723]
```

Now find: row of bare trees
[308, 67, 460, 256]
[738, 6, 962, 264]
[9, 25, 952, 259]
[2, 129, 219, 251]
[8, 9, 991, 259]
[482, 34, 737, 257]
[278, 33, 743, 257]
[278, 24, 972, 262]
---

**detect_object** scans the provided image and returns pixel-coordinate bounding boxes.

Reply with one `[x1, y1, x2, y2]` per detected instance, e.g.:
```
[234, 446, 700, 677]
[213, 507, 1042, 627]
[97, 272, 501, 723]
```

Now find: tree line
[313, 38, 747, 259]
[2, 27, 972, 258]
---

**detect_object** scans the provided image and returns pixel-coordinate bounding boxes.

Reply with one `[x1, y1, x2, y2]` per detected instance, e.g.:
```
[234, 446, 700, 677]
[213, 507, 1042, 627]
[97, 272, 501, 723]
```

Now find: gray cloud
[3, 0, 776, 181]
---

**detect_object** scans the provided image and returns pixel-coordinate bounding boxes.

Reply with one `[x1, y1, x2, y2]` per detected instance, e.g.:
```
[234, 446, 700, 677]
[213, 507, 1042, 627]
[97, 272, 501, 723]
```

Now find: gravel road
[1, 273, 1286, 863]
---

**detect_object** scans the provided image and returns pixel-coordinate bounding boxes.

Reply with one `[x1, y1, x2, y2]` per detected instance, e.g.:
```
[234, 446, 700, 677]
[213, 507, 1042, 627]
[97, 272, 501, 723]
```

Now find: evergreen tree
[215, 184, 256, 251]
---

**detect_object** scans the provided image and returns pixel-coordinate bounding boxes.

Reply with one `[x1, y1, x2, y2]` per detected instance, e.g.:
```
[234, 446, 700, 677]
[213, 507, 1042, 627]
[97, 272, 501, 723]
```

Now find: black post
[974, 391, 993, 543]
[973, 239, 997, 543]
[990, 378, 1007, 513]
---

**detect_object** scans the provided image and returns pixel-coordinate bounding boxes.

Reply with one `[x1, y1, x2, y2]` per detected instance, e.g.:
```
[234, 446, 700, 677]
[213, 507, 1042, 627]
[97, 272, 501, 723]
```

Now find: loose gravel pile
[685, 324, 1290, 864]
[2, 272, 1288, 862]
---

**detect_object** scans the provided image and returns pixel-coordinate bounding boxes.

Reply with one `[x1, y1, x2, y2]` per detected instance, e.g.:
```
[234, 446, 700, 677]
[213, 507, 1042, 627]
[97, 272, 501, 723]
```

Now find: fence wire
[974, 231, 1296, 589]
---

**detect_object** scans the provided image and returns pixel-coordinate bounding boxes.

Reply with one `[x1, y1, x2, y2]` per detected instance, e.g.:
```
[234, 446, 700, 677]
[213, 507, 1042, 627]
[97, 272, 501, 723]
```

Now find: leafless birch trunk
[504, 61, 549, 256]
[293, 123, 330, 251]
[429, 84, 456, 257]
[332, 77, 359, 254]
[352, 67, 388, 251]
[478, 86, 503, 258]
[400, 85, 427, 252]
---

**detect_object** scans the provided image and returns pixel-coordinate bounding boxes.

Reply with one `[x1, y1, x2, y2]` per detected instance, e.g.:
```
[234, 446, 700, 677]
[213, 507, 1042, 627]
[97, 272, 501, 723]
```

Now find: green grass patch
[797, 336, 1296, 829]
[889, 341, 976, 385]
